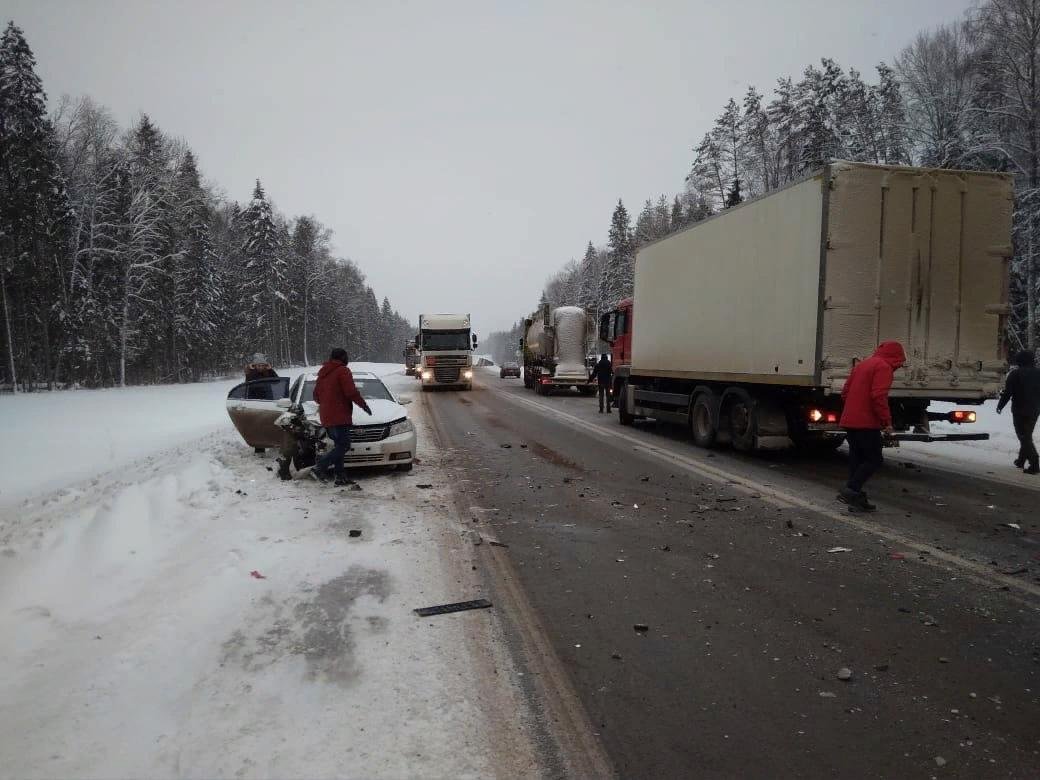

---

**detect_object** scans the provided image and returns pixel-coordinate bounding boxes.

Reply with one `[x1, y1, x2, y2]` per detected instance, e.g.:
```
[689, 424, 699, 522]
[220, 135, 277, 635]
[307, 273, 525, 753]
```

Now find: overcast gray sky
[7, 0, 972, 335]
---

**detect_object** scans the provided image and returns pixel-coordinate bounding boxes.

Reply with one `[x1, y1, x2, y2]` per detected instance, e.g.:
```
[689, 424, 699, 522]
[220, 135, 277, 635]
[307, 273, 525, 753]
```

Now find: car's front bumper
[343, 430, 417, 468]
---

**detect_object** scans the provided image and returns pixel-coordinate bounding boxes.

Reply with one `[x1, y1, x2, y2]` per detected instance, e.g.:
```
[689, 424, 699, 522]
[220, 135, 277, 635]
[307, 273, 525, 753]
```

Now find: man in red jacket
[312, 348, 372, 485]
[837, 341, 906, 512]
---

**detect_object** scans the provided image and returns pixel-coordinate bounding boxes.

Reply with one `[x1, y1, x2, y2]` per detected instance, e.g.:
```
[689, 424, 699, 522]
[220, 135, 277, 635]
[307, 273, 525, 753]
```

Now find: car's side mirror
[275, 397, 292, 408]
[472, 333, 478, 348]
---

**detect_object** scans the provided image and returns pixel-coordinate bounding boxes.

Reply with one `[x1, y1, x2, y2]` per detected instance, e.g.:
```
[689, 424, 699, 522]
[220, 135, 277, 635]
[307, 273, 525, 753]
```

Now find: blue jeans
[316, 425, 351, 478]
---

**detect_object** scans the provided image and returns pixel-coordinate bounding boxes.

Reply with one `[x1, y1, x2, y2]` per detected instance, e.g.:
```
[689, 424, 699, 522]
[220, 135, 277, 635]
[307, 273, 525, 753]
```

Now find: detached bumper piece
[888, 432, 990, 443]
[414, 599, 493, 617]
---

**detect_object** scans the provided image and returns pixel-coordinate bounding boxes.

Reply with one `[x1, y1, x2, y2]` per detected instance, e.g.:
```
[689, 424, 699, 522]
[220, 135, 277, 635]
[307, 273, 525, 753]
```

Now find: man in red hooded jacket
[837, 341, 907, 512]
[312, 348, 372, 485]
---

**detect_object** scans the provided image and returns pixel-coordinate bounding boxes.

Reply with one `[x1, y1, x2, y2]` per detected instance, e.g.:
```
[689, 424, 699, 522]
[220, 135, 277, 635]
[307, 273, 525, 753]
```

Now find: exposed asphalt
[420, 371, 1040, 779]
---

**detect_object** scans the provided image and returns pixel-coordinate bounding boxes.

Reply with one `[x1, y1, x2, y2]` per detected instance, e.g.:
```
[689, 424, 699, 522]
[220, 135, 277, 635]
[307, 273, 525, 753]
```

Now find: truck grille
[434, 367, 461, 382]
[350, 424, 389, 443]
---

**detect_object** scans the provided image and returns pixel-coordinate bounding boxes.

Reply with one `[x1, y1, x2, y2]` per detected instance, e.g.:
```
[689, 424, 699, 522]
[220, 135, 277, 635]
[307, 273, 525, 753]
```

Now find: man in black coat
[589, 354, 613, 413]
[997, 350, 1040, 474]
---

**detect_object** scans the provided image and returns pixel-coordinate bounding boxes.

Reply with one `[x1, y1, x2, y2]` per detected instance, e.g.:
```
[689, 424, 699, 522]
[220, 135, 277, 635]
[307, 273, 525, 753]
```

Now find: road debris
[837, 667, 853, 681]
[889, 552, 906, 560]
[818, 691, 837, 698]
[416, 484, 434, 489]
[874, 663, 889, 672]
[1005, 522, 1022, 531]
[934, 756, 947, 767]
[827, 547, 853, 553]
[500, 444, 512, 449]
[348, 529, 362, 538]
[249, 570, 266, 579]
[414, 599, 493, 617]
[633, 623, 649, 633]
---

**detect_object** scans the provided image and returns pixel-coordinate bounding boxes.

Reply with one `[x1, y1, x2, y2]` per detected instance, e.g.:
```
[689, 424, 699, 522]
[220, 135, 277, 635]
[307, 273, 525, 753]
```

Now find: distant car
[226, 370, 416, 471]
[500, 362, 521, 378]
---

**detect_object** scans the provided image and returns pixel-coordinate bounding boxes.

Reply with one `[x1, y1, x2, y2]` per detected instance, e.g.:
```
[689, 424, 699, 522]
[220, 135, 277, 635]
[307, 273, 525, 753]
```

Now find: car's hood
[308, 398, 407, 426]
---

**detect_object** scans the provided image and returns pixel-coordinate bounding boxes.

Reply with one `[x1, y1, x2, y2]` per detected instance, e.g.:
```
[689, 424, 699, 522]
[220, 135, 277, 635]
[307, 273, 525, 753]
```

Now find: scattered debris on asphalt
[1005, 522, 1022, 531]
[889, 552, 906, 560]
[837, 667, 852, 681]
[633, 623, 649, 633]
[827, 547, 853, 553]
[818, 691, 837, 698]
[416, 484, 434, 489]
[500, 444, 512, 449]
[249, 570, 266, 579]
[874, 663, 889, 672]
[348, 529, 362, 538]
[934, 756, 947, 768]
[414, 599, 493, 617]
[488, 540, 509, 548]
[611, 652, 623, 660]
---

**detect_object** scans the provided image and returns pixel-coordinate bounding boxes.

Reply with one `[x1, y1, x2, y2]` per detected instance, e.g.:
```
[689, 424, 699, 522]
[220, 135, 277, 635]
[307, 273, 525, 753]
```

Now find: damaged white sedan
[226, 370, 416, 473]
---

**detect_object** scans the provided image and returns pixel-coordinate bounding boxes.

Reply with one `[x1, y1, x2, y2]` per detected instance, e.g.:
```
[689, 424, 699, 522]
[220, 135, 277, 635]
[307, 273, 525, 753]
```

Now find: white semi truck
[417, 313, 477, 391]
[521, 304, 596, 396]
[602, 161, 1013, 451]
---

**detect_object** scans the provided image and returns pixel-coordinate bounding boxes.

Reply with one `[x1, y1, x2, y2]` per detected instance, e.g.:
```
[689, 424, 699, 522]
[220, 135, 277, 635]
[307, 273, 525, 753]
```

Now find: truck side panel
[821, 164, 1011, 399]
[631, 175, 824, 384]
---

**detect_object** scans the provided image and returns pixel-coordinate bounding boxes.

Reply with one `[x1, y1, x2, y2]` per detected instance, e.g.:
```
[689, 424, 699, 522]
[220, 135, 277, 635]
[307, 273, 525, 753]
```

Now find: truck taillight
[948, 410, 977, 424]
[540, 377, 552, 384]
[808, 409, 838, 425]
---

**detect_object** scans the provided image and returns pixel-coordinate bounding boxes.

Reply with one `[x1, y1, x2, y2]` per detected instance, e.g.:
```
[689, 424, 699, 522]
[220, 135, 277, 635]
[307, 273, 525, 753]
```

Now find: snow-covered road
[0, 367, 540, 779]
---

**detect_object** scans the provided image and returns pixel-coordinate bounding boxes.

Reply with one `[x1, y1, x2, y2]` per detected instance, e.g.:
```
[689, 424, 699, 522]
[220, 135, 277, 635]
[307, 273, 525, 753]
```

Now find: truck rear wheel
[618, 382, 633, 426]
[727, 390, 757, 452]
[690, 393, 718, 448]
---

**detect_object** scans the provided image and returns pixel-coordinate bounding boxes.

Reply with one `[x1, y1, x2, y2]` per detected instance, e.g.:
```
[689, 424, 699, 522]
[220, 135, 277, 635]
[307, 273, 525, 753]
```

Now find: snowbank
[0, 376, 537, 778]
[898, 400, 1034, 481]
[0, 363, 403, 508]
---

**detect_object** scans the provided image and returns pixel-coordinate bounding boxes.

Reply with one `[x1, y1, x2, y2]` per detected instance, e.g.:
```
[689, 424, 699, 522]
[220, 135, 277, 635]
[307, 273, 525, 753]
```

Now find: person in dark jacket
[589, 354, 613, 413]
[312, 348, 372, 486]
[997, 350, 1040, 474]
[837, 341, 906, 511]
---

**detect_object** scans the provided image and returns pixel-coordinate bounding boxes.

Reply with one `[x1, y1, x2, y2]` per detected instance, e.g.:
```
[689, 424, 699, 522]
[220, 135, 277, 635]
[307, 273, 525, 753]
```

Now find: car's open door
[226, 377, 291, 449]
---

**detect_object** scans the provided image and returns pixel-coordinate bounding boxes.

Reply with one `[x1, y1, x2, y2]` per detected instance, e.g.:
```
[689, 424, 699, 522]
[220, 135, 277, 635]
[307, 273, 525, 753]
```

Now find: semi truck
[601, 161, 1012, 452]
[521, 304, 596, 396]
[416, 313, 477, 391]
[404, 340, 420, 377]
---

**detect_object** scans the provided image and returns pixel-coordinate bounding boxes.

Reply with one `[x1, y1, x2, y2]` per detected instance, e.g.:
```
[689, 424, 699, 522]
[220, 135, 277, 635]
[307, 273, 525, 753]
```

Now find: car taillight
[540, 377, 551, 384]
[948, 410, 977, 423]
[825, 412, 838, 423]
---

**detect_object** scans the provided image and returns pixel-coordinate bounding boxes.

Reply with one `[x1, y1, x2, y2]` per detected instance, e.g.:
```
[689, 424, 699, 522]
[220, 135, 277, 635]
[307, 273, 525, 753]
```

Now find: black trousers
[846, 428, 883, 493]
[598, 385, 612, 412]
[1013, 412, 1039, 467]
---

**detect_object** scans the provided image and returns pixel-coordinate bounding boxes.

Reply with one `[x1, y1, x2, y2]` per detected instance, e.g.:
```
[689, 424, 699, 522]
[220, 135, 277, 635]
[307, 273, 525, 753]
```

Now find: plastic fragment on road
[249, 570, 266, 579]
[1005, 523, 1021, 531]
[416, 484, 433, 489]
[633, 623, 649, 633]
[889, 552, 906, 560]
[837, 667, 853, 681]
[414, 599, 493, 617]
[827, 547, 852, 553]
[818, 691, 837, 698]
[348, 529, 361, 538]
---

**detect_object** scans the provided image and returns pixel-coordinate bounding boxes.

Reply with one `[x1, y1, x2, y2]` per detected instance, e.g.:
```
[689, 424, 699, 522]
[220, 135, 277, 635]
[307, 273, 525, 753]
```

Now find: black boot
[1014, 456, 1025, 468]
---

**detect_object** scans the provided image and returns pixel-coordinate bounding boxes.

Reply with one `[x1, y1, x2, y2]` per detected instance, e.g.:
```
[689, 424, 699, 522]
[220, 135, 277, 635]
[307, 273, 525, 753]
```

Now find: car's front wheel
[397, 461, 414, 472]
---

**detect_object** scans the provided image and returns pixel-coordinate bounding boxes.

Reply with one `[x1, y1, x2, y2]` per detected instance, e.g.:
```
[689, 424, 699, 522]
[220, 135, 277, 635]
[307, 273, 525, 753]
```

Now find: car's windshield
[302, 377, 394, 404]
[420, 330, 471, 351]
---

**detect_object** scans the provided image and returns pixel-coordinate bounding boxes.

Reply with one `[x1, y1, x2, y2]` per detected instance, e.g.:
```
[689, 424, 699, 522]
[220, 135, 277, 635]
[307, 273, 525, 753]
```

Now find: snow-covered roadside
[895, 400, 1038, 487]
[0, 362, 397, 508]
[0, 369, 540, 779]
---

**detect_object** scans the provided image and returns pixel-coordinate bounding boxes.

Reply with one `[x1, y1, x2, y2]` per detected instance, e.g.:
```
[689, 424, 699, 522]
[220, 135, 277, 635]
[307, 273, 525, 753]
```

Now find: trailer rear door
[820, 163, 1011, 400]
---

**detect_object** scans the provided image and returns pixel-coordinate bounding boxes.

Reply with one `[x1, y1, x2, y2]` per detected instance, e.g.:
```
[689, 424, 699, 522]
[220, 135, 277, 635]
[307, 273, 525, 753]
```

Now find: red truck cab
[600, 298, 633, 369]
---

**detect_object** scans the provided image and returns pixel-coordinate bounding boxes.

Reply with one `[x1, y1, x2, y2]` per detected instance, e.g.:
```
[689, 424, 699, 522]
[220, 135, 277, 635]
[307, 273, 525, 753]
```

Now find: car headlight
[389, 418, 415, 437]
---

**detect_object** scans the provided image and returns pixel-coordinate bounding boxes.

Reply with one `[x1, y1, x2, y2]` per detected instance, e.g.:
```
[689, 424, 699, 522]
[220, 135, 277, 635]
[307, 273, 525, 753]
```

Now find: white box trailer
[606, 161, 1013, 451]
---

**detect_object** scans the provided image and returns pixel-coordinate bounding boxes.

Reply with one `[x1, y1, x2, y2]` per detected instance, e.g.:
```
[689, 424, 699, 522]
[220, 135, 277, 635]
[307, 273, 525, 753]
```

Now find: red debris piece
[889, 552, 906, 560]
[250, 570, 267, 579]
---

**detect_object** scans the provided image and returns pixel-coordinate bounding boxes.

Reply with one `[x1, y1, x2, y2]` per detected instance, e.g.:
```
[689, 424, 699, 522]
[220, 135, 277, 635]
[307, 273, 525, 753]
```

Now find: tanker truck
[601, 161, 1011, 452]
[521, 304, 596, 396]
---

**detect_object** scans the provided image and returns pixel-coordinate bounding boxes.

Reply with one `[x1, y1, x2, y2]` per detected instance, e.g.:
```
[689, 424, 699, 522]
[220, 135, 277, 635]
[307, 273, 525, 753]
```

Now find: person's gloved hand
[363, 402, 373, 416]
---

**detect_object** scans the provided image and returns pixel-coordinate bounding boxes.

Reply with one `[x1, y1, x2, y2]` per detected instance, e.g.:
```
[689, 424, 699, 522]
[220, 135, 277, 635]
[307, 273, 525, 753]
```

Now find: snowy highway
[423, 368, 1040, 778]
[2, 365, 1040, 778]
